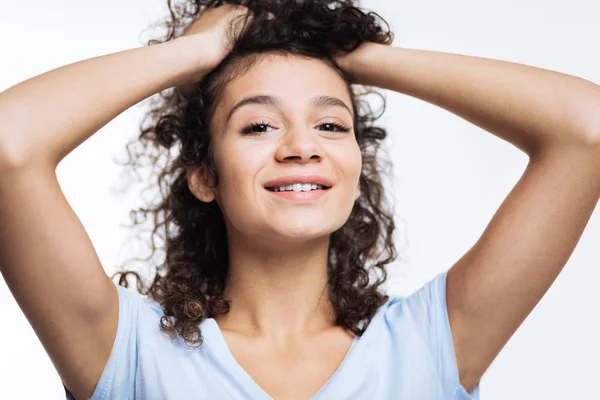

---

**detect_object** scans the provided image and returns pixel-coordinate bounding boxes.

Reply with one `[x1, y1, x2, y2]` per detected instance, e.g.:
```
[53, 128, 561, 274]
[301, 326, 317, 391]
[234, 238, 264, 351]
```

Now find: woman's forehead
[219, 55, 351, 112]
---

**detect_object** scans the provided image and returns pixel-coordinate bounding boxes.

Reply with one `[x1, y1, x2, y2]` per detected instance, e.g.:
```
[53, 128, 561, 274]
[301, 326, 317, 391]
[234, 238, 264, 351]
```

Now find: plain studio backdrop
[1, 0, 599, 398]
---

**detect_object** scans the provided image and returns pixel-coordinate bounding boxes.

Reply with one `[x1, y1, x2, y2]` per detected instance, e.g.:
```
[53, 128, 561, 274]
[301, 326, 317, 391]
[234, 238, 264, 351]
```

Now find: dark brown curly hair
[112, 0, 399, 349]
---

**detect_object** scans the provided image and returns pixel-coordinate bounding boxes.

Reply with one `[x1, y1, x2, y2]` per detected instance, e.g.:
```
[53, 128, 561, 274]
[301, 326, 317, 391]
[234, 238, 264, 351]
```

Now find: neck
[214, 229, 336, 345]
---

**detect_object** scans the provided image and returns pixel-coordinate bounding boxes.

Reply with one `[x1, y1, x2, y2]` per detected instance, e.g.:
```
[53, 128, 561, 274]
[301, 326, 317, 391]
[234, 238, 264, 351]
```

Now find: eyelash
[240, 120, 352, 135]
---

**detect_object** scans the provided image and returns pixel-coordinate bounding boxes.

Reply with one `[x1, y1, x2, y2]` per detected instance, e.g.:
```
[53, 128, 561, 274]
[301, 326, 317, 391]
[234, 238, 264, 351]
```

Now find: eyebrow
[224, 94, 353, 124]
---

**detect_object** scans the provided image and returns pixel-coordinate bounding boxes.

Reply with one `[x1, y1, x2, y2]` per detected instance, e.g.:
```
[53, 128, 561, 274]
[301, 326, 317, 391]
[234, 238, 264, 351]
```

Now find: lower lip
[266, 188, 329, 201]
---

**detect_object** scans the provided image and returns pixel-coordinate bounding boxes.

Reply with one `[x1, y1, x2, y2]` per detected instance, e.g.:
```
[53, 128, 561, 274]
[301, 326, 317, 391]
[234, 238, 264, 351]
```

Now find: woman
[1, 0, 599, 399]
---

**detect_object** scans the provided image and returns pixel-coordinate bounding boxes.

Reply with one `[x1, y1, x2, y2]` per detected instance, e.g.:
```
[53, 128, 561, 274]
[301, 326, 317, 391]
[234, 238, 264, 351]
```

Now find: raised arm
[0, 5, 250, 399]
[0, 35, 213, 168]
[335, 43, 600, 391]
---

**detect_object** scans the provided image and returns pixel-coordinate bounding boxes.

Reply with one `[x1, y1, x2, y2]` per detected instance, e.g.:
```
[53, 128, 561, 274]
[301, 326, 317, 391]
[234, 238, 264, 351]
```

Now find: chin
[272, 220, 343, 240]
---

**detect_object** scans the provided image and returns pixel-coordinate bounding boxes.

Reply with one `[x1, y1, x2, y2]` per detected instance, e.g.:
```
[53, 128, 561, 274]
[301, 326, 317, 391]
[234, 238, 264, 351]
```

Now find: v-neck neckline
[203, 318, 361, 400]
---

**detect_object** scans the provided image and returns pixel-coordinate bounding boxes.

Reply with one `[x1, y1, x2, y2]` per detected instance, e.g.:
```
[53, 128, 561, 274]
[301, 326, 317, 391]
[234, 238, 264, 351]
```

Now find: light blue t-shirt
[65, 270, 480, 399]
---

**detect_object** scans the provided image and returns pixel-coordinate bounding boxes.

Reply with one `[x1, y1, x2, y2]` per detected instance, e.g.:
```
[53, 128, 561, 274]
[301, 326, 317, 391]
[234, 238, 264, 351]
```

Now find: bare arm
[336, 43, 600, 155]
[0, 35, 215, 400]
[336, 43, 600, 391]
[0, 5, 251, 399]
[0, 35, 215, 168]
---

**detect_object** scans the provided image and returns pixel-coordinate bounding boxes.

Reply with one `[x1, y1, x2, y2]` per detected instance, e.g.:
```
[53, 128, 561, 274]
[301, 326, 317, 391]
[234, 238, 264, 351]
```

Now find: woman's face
[191, 54, 361, 242]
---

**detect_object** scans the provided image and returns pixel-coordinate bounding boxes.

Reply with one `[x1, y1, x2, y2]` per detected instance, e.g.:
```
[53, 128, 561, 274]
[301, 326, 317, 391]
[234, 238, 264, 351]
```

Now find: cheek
[354, 147, 363, 177]
[212, 142, 266, 206]
[338, 141, 363, 180]
[212, 137, 246, 183]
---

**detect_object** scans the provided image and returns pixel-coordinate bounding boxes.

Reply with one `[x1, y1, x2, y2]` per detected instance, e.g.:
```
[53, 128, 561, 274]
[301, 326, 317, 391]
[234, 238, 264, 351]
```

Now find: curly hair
[112, 0, 398, 349]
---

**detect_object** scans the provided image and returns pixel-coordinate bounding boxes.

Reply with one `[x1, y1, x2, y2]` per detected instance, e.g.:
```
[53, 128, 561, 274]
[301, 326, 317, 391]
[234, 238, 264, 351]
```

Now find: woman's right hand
[181, 4, 254, 72]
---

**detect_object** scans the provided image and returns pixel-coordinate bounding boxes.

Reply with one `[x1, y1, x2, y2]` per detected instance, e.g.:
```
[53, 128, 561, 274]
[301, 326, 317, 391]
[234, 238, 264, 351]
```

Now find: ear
[187, 164, 216, 203]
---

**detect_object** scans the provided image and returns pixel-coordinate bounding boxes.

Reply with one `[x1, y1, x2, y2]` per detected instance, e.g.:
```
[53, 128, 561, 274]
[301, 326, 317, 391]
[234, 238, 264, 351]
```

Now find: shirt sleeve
[86, 281, 149, 400]
[403, 270, 481, 400]
[62, 281, 144, 400]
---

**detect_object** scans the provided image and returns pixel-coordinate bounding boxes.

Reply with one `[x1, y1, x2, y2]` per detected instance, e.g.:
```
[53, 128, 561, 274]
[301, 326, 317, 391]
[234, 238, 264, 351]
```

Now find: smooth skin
[336, 42, 600, 391]
[186, 53, 362, 399]
[1, 4, 600, 399]
[0, 6, 256, 400]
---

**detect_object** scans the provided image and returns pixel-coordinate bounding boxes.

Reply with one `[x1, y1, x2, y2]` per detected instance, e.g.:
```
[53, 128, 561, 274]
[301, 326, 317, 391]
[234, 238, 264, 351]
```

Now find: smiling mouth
[264, 185, 331, 201]
[265, 185, 331, 192]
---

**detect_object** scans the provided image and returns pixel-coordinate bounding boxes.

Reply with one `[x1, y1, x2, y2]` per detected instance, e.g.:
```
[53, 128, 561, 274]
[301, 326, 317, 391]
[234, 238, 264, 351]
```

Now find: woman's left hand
[332, 41, 384, 85]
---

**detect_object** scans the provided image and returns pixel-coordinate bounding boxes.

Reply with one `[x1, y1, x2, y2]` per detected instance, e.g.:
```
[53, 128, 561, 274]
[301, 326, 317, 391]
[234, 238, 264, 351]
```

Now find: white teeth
[271, 183, 326, 192]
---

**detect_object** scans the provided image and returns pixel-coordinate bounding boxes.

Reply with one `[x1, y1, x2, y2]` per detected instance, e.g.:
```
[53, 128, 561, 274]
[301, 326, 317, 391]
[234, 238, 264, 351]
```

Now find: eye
[239, 120, 352, 136]
[240, 120, 274, 135]
[318, 121, 352, 133]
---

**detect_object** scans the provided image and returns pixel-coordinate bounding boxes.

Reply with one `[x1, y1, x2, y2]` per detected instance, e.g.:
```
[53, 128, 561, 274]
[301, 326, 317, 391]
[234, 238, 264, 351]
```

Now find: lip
[263, 174, 334, 189]
[267, 189, 329, 202]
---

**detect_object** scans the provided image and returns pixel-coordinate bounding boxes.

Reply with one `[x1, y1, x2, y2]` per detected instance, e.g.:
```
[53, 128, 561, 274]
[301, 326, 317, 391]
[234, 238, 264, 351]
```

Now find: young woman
[1, 1, 599, 399]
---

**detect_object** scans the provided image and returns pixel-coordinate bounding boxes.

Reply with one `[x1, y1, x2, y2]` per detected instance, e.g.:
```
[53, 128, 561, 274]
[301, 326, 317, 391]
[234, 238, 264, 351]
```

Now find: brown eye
[319, 122, 352, 132]
[241, 121, 273, 135]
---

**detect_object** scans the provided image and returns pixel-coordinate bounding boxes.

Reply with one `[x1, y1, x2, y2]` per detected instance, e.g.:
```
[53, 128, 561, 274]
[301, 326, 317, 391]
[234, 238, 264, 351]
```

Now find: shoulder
[374, 271, 480, 398]
[110, 282, 168, 344]
[372, 271, 452, 366]
[382, 270, 448, 328]
[113, 282, 164, 316]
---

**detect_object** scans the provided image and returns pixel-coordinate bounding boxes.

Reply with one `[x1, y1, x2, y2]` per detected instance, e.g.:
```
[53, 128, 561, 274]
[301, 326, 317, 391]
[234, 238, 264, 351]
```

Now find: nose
[275, 126, 323, 163]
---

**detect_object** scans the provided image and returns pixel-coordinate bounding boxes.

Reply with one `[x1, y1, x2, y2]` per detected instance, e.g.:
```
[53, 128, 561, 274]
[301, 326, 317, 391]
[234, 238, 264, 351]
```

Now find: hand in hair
[181, 4, 255, 70]
[178, 4, 275, 92]
[331, 41, 381, 85]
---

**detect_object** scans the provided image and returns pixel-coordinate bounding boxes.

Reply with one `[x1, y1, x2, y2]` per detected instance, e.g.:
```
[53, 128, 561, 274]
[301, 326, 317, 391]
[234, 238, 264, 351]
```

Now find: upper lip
[264, 174, 334, 188]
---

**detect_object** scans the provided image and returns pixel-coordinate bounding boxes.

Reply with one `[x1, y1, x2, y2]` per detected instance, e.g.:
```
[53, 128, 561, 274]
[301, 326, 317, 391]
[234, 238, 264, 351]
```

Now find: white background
[1, 0, 599, 398]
